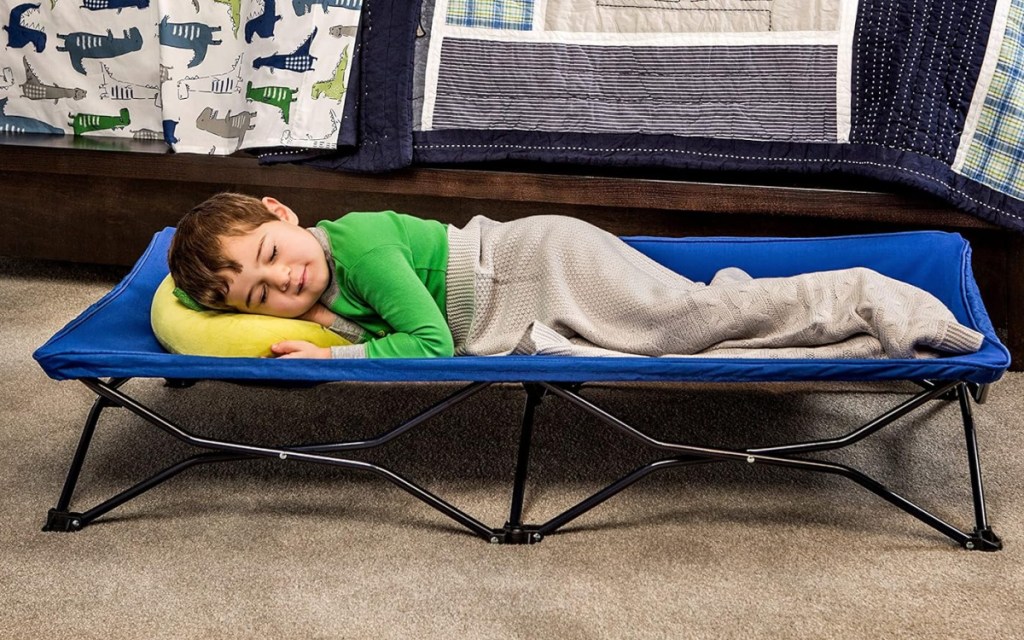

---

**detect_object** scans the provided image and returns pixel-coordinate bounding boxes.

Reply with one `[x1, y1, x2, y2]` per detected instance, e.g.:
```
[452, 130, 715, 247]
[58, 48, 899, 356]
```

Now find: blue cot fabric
[33, 228, 1010, 384]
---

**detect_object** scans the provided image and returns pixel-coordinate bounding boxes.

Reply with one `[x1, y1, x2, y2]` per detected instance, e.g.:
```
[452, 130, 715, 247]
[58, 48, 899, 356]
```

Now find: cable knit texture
[445, 216, 984, 359]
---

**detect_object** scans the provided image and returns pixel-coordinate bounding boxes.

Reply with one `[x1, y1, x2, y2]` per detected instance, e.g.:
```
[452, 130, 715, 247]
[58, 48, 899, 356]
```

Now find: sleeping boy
[168, 192, 984, 360]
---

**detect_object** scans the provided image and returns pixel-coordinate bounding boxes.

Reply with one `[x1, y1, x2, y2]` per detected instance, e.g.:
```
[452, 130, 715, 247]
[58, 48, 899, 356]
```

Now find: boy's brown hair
[168, 192, 278, 310]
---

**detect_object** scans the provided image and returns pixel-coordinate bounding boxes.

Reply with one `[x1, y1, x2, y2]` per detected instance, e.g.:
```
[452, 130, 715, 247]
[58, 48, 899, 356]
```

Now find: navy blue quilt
[299, 0, 1024, 232]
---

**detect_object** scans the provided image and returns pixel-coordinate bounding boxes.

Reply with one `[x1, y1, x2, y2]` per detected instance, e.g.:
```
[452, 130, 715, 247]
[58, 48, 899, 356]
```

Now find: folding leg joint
[968, 383, 990, 404]
[935, 381, 990, 404]
[42, 508, 85, 532]
[489, 523, 543, 545]
[964, 527, 1002, 552]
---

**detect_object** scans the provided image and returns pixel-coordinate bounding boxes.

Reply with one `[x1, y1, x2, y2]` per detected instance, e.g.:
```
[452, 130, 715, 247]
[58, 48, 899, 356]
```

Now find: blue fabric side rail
[34, 229, 1011, 385]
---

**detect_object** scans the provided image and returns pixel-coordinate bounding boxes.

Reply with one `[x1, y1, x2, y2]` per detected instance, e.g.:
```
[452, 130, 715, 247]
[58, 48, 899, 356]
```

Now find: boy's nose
[275, 266, 291, 291]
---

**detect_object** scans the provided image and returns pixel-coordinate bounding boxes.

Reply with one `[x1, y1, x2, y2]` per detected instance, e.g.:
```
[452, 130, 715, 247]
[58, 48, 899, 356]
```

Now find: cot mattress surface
[34, 229, 1010, 384]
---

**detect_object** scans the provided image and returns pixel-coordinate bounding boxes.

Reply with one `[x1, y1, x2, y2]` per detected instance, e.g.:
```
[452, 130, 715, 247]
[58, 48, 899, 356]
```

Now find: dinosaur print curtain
[0, 0, 359, 154]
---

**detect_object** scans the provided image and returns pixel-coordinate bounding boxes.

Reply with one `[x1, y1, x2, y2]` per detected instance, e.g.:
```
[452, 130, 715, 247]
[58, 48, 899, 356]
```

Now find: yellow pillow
[150, 275, 350, 357]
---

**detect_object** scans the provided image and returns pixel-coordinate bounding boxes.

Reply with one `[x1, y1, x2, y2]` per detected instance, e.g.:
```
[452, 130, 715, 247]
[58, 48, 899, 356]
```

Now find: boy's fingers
[271, 340, 308, 354]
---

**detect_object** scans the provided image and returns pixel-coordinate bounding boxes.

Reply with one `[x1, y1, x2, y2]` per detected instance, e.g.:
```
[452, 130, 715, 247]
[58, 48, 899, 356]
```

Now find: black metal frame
[44, 376, 1002, 551]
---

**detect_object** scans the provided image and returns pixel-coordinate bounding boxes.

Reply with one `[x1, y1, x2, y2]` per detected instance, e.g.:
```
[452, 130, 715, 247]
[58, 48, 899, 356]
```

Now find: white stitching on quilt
[923, 0, 946, 156]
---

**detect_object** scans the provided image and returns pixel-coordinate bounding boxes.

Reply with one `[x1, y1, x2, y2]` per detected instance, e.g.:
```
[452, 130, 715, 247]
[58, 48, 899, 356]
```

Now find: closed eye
[260, 285, 268, 305]
[269, 245, 277, 262]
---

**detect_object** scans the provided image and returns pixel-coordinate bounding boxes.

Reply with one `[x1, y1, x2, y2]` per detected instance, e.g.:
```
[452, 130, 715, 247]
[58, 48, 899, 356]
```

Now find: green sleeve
[348, 245, 454, 358]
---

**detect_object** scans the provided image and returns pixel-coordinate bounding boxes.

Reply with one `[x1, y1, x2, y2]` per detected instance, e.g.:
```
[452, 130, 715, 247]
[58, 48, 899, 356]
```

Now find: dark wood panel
[0, 140, 993, 227]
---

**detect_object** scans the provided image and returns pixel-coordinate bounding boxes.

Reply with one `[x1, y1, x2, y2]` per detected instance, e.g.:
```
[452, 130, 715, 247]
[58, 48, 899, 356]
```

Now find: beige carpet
[1, 256, 1022, 639]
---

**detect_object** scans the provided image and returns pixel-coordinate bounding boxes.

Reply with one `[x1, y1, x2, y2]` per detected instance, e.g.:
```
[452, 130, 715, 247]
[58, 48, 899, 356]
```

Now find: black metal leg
[537, 458, 706, 536]
[294, 382, 491, 453]
[493, 384, 545, 544]
[73, 452, 247, 528]
[44, 378, 131, 532]
[957, 384, 1002, 550]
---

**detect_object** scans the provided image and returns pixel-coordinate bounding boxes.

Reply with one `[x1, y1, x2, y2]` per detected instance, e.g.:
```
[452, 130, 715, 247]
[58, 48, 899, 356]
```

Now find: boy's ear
[261, 197, 299, 225]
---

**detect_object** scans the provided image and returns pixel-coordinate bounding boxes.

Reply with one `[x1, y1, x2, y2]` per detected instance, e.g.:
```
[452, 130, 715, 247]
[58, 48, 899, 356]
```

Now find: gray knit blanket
[445, 216, 984, 360]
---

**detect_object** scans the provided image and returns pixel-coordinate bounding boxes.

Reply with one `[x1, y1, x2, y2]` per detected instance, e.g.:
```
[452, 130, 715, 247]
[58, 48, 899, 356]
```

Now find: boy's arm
[350, 246, 454, 358]
[271, 247, 449, 359]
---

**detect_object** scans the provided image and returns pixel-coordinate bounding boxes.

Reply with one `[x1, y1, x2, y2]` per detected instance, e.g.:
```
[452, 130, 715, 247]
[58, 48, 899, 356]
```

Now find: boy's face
[219, 197, 330, 318]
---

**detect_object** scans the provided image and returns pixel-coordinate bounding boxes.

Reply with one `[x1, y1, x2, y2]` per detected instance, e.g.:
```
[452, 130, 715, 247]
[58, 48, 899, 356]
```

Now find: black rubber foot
[488, 523, 543, 545]
[42, 508, 84, 532]
[964, 527, 1002, 551]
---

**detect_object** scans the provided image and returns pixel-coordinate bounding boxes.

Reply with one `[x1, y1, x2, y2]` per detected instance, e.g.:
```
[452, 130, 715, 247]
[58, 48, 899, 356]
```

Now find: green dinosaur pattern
[3, 0, 358, 154]
[212, 0, 242, 36]
[69, 107, 131, 135]
[311, 45, 348, 101]
[246, 81, 297, 123]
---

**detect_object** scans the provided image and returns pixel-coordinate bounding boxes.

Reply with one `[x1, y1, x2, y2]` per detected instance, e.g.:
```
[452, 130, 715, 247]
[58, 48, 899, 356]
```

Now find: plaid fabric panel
[446, 0, 534, 30]
[961, 0, 1024, 200]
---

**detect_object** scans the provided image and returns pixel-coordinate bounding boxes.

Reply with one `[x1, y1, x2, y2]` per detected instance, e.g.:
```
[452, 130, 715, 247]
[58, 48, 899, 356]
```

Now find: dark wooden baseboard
[2, 135, 1019, 370]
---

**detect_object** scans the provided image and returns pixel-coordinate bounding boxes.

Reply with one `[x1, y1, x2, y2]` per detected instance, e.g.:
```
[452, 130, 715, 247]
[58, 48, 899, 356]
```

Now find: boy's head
[168, 192, 330, 318]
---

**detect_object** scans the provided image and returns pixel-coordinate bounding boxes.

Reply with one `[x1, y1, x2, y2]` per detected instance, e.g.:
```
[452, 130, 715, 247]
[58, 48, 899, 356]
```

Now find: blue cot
[34, 228, 1010, 549]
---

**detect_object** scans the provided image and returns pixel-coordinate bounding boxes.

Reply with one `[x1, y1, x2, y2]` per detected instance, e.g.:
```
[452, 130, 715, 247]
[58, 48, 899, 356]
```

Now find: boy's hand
[297, 303, 338, 328]
[271, 341, 331, 359]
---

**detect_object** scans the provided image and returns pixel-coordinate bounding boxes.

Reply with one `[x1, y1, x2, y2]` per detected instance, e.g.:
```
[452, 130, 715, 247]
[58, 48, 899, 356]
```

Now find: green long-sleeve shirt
[313, 211, 453, 358]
